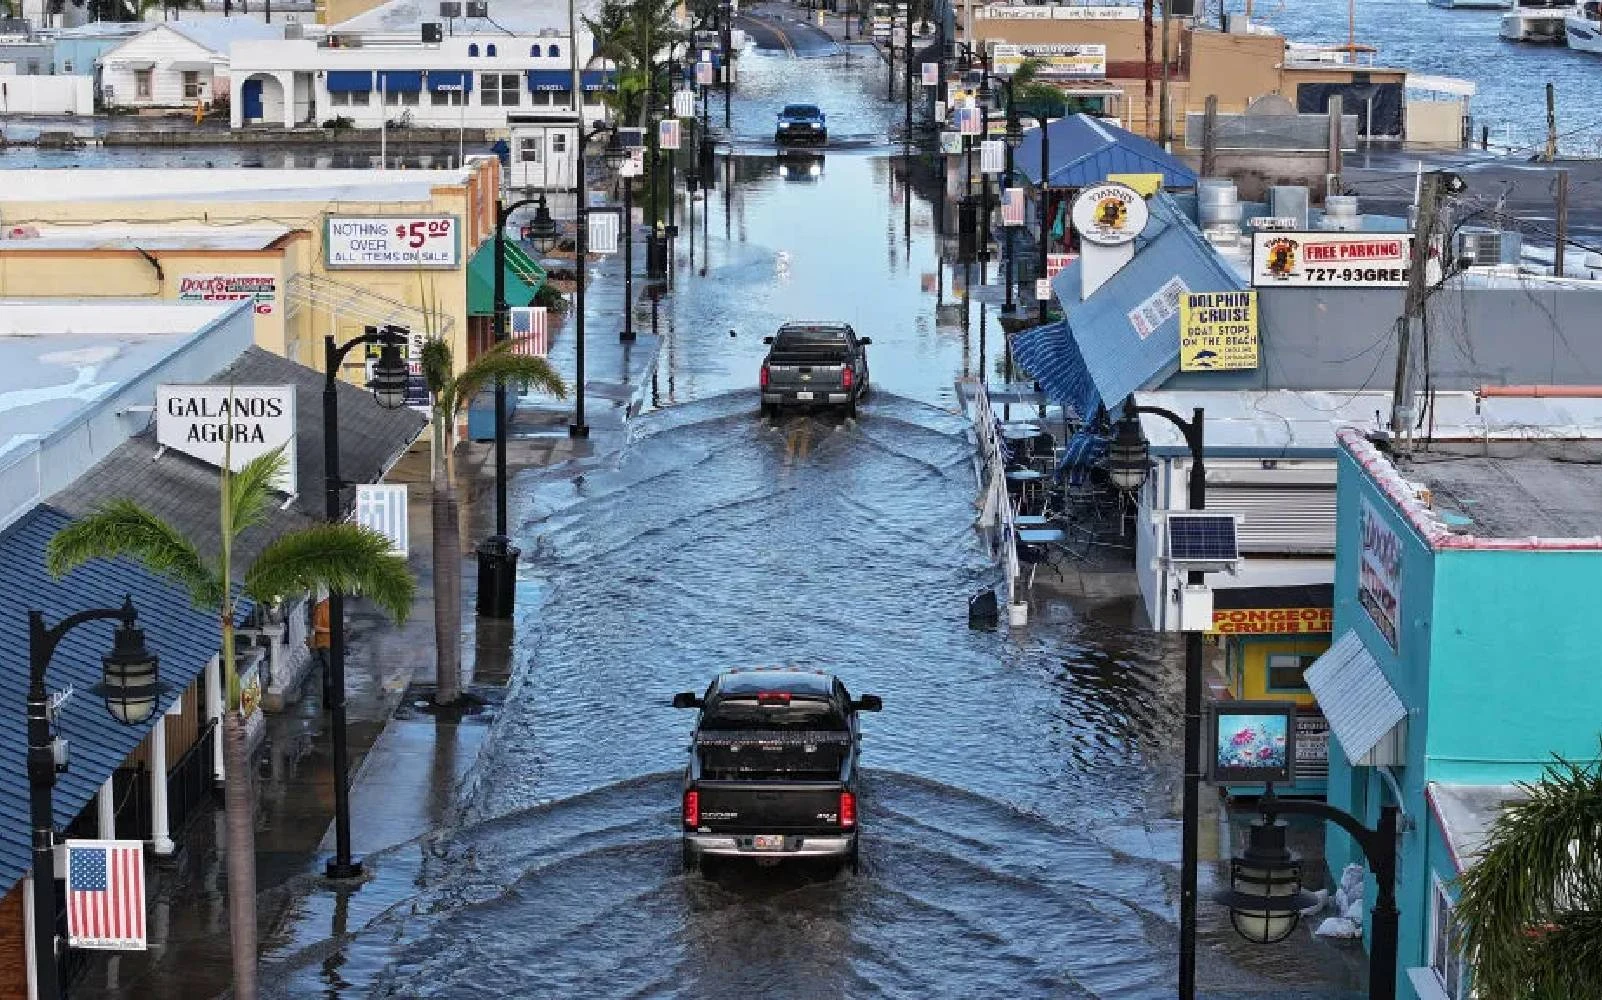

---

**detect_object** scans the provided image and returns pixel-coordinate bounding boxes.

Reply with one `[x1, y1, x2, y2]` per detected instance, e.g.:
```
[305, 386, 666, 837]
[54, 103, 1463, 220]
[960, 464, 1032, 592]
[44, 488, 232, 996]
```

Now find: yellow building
[0, 157, 539, 379]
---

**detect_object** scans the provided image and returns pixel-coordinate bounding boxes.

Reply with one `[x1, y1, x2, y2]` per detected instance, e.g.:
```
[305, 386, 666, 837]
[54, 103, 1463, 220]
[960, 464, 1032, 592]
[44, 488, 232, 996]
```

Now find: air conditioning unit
[465, 0, 488, 16]
[284, 22, 306, 39]
[439, 0, 461, 15]
[1456, 228, 1520, 268]
[422, 21, 443, 42]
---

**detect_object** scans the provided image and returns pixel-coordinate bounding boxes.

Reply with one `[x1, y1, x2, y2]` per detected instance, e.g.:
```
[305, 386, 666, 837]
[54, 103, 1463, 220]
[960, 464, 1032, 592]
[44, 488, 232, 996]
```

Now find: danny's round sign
[1070, 182, 1149, 246]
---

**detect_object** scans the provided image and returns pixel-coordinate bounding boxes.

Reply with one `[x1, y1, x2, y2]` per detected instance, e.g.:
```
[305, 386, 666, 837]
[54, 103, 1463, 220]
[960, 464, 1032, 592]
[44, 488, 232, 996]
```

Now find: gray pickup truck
[759, 322, 872, 419]
[672, 668, 882, 876]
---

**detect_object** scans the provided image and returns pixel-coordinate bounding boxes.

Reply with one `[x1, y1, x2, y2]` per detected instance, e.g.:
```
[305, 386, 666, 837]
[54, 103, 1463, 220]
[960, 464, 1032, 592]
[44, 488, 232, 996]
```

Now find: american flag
[509, 306, 549, 357]
[1001, 187, 1025, 226]
[67, 841, 146, 950]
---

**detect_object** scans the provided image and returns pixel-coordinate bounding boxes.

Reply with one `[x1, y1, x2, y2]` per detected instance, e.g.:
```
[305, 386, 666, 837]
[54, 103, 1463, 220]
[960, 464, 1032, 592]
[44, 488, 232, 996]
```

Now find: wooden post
[1201, 94, 1218, 177]
[1392, 172, 1442, 449]
[1327, 95, 1344, 197]
[1545, 82, 1558, 162]
[1555, 168, 1569, 277]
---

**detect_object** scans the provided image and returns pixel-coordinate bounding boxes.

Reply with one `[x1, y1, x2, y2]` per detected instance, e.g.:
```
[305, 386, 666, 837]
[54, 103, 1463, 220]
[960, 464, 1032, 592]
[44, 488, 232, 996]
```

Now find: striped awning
[1008, 319, 1100, 421]
[1305, 630, 1407, 766]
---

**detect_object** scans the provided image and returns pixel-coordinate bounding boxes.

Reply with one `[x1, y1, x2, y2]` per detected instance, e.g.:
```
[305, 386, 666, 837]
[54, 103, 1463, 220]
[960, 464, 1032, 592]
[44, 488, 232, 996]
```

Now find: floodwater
[246, 32, 1363, 1000]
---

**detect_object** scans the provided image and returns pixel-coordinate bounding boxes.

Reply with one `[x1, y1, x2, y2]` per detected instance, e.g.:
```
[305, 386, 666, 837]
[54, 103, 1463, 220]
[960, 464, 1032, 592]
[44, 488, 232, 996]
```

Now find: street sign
[1035, 278, 1052, 301]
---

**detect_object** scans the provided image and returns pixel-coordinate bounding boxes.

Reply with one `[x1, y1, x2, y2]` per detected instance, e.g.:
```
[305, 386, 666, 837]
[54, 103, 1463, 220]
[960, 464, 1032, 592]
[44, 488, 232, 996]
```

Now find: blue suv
[776, 104, 827, 147]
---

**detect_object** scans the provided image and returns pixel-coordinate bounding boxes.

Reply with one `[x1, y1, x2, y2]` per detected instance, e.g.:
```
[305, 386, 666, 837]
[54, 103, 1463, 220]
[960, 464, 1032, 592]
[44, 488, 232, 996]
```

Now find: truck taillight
[683, 790, 700, 829]
[839, 790, 856, 829]
[841, 366, 853, 390]
[760, 363, 770, 388]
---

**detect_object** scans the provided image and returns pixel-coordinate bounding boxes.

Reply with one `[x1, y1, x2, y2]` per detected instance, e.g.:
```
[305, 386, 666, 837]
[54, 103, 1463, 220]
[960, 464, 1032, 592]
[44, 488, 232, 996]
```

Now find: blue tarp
[377, 70, 422, 92]
[1013, 114, 1197, 189]
[325, 70, 373, 92]
[428, 70, 474, 92]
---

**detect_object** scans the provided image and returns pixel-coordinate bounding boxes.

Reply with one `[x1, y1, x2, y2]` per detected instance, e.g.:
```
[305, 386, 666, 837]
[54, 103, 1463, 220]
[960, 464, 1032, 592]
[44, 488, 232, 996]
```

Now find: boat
[1565, 0, 1602, 50]
[1428, 0, 1511, 9]
[1501, 0, 1576, 40]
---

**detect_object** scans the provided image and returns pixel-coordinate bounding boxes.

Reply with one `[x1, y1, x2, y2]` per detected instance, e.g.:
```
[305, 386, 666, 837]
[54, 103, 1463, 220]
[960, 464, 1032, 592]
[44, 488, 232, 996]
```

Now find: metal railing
[961, 376, 1021, 610]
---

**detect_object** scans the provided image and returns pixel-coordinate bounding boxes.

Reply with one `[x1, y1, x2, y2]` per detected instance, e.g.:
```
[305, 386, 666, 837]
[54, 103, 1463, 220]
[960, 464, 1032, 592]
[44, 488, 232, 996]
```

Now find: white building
[229, 0, 612, 189]
[100, 16, 282, 109]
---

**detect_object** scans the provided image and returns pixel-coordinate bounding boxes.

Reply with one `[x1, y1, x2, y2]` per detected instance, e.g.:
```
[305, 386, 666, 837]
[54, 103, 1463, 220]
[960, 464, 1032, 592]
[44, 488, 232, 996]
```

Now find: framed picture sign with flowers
[1207, 701, 1299, 785]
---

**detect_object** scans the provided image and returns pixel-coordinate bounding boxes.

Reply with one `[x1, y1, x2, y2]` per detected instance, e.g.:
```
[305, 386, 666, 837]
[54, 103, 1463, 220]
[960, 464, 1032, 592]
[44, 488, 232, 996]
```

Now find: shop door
[242, 79, 264, 121]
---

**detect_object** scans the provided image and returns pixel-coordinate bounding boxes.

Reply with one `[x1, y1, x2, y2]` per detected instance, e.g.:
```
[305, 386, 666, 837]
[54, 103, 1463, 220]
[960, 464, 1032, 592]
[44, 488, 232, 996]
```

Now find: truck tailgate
[766, 360, 846, 391]
[694, 780, 847, 833]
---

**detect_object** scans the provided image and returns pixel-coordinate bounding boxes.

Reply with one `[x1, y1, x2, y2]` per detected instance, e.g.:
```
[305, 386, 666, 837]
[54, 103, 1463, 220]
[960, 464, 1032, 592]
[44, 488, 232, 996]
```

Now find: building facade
[100, 18, 281, 110]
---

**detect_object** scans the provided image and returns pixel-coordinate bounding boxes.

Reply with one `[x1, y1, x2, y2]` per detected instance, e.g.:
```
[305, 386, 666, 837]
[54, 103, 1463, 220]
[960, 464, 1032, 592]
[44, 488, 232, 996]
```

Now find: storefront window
[331, 90, 371, 107]
[1430, 879, 1469, 999]
[480, 72, 521, 106]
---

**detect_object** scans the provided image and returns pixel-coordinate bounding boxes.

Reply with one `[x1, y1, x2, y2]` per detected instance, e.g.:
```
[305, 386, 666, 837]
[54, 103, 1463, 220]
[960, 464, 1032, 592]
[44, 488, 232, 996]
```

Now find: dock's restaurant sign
[156, 385, 297, 494]
[1210, 607, 1333, 635]
[325, 216, 460, 269]
[980, 4, 1140, 18]
[1179, 290, 1258, 371]
[1251, 232, 1413, 288]
[1359, 497, 1404, 650]
[178, 274, 277, 315]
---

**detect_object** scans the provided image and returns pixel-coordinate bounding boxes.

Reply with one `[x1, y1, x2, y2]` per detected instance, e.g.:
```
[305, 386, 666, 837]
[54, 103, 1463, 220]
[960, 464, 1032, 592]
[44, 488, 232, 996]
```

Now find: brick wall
[0, 882, 29, 1000]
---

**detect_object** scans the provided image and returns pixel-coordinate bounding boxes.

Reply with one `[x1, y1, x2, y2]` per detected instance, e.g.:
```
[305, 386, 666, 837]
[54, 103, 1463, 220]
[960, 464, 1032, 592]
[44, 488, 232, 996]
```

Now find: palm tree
[1454, 745, 1602, 1000]
[1008, 58, 1068, 124]
[46, 445, 414, 1000]
[418, 338, 565, 705]
[587, 0, 685, 126]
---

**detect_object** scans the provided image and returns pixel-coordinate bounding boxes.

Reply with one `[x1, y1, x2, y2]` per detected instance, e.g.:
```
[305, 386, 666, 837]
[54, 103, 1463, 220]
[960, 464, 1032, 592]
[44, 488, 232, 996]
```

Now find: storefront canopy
[467, 238, 546, 316]
[377, 70, 423, 92]
[326, 70, 373, 92]
[526, 70, 571, 92]
[428, 70, 474, 92]
[1305, 630, 1408, 766]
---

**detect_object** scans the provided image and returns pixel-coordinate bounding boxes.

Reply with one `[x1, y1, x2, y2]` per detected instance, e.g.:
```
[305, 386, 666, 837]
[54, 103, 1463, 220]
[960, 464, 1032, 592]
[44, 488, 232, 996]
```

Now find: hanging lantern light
[94, 603, 162, 726]
[1216, 817, 1322, 945]
[1106, 406, 1151, 493]
[521, 195, 562, 254]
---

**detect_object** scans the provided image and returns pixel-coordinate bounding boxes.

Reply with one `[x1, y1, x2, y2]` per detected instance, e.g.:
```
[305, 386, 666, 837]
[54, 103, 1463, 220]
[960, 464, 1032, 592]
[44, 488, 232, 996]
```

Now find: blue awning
[526, 70, 571, 91]
[377, 70, 422, 92]
[1057, 429, 1107, 473]
[581, 69, 617, 91]
[1009, 319, 1101, 421]
[428, 70, 473, 92]
[326, 70, 373, 92]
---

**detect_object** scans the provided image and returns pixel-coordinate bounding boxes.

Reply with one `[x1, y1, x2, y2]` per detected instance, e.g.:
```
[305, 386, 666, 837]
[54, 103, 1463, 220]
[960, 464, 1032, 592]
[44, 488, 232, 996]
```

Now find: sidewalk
[70, 241, 662, 1000]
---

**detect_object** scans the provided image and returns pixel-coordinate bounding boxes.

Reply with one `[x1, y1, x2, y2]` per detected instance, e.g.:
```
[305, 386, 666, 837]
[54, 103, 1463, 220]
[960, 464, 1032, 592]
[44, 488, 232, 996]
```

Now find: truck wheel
[844, 399, 858, 421]
[682, 842, 698, 873]
[699, 854, 723, 879]
[761, 402, 778, 421]
[847, 839, 861, 875]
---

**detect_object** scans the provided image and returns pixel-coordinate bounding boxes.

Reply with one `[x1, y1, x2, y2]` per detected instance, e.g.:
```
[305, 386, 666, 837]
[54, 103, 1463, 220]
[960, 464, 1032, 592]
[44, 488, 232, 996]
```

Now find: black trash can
[475, 535, 521, 619]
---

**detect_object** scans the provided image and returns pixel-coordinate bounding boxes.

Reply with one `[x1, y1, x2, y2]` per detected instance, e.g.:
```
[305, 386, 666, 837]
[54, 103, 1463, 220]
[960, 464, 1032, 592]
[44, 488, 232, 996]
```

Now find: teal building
[1312, 426, 1602, 1000]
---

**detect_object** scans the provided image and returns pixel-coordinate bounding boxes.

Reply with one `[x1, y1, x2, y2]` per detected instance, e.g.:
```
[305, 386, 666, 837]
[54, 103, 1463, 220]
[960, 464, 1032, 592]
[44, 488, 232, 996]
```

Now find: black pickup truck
[672, 668, 882, 875]
[759, 322, 871, 419]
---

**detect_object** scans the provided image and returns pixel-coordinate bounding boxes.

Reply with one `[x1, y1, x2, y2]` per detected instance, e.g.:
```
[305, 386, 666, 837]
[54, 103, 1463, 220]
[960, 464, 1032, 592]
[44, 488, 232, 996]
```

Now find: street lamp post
[978, 71, 992, 278]
[323, 328, 408, 877]
[1106, 395, 1205, 1000]
[604, 130, 636, 342]
[1219, 792, 1402, 1000]
[1036, 108, 1051, 326]
[721, 1, 733, 130]
[1002, 79, 1021, 316]
[28, 596, 163, 999]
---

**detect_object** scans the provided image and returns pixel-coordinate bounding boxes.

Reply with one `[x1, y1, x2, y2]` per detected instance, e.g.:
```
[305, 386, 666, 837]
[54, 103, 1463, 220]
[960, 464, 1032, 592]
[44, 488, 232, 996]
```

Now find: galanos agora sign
[155, 385, 297, 493]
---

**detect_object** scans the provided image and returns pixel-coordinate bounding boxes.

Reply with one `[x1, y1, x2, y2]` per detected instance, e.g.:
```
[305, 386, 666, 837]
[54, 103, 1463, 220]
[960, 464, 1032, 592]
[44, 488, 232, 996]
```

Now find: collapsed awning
[1008, 319, 1100, 421]
[1304, 630, 1407, 766]
[428, 70, 474, 92]
[326, 70, 373, 92]
[467, 238, 546, 316]
[377, 70, 423, 92]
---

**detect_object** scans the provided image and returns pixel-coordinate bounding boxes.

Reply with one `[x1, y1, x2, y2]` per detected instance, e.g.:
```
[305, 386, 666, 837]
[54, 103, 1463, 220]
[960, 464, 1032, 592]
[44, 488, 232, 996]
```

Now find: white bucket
[1008, 602, 1029, 627]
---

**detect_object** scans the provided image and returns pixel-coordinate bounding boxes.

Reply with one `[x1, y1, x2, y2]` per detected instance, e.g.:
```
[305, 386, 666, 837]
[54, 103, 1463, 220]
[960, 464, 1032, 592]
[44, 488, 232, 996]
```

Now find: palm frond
[227, 445, 289, 541]
[421, 337, 455, 400]
[244, 523, 416, 624]
[451, 342, 567, 416]
[47, 499, 223, 608]
[1455, 745, 1602, 999]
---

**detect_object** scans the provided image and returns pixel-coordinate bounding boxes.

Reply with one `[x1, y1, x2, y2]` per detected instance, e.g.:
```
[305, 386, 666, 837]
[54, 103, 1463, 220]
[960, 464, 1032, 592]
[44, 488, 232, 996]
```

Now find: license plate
[752, 834, 785, 851]
[795, 391, 813, 401]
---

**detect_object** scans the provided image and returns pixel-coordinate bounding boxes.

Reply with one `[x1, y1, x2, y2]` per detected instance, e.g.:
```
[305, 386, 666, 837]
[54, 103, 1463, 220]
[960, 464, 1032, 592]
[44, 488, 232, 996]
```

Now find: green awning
[467, 239, 546, 316]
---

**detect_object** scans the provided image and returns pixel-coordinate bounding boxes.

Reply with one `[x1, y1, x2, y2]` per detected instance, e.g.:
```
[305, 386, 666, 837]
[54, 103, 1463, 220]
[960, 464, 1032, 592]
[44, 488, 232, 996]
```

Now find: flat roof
[1135, 390, 1602, 458]
[0, 167, 476, 204]
[335, 0, 603, 35]
[0, 299, 235, 462]
[1402, 442, 1602, 539]
[0, 224, 292, 251]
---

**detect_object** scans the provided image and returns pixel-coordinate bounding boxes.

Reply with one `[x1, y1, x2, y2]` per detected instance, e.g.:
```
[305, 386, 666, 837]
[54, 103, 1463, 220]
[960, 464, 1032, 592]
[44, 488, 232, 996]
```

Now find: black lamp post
[28, 596, 163, 999]
[1036, 103, 1052, 326]
[1106, 394, 1206, 1000]
[603, 129, 637, 342]
[323, 327, 408, 879]
[1001, 80, 1021, 317]
[1219, 791, 1402, 1000]
[721, 0, 733, 130]
[978, 70, 993, 276]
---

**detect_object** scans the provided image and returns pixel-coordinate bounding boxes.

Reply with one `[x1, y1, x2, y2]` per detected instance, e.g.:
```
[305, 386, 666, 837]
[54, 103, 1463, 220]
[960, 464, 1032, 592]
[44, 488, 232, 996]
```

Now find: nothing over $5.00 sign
[325, 216, 460, 268]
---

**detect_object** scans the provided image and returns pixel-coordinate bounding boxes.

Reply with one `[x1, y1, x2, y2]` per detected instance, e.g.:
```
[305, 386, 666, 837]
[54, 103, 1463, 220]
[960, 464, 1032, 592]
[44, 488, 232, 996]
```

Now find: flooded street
[251, 30, 1363, 1000]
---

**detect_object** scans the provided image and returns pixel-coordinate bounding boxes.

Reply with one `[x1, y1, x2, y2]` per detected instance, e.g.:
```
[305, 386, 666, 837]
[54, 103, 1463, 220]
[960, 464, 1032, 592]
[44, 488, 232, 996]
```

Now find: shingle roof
[0, 506, 234, 894]
[53, 347, 425, 569]
[1013, 114, 1198, 189]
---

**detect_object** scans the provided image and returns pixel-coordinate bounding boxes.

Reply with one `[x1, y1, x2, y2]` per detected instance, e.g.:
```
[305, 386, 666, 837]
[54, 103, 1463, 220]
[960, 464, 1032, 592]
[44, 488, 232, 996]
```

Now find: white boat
[1501, 0, 1576, 39]
[1428, 0, 1511, 9]
[1565, 1, 1602, 50]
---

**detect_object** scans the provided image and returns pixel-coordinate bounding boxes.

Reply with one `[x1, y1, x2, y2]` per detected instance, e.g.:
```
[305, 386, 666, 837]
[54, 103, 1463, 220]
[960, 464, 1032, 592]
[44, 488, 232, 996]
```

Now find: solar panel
[1167, 513, 1239, 563]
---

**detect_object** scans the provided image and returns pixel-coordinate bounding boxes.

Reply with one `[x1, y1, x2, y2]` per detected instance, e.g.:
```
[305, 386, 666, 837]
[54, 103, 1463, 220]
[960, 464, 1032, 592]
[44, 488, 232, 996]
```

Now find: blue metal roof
[1013, 114, 1197, 189]
[1011, 194, 1246, 418]
[0, 505, 230, 894]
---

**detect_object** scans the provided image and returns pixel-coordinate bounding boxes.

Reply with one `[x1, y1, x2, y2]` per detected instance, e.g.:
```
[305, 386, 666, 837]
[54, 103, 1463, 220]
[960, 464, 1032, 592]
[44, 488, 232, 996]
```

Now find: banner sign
[66, 840, 146, 951]
[1179, 290, 1258, 371]
[695, 61, 714, 86]
[1129, 275, 1188, 339]
[1071, 182, 1148, 246]
[1251, 231, 1414, 287]
[672, 88, 696, 118]
[156, 384, 297, 493]
[1359, 497, 1403, 649]
[922, 62, 939, 86]
[980, 4, 1139, 17]
[1046, 252, 1075, 279]
[356, 484, 409, 556]
[178, 274, 277, 315]
[1210, 607, 1333, 635]
[1001, 187, 1025, 226]
[955, 106, 982, 136]
[991, 42, 1106, 79]
[660, 118, 681, 150]
[1208, 702, 1298, 785]
[980, 139, 1005, 174]
[325, 216, 460, 269]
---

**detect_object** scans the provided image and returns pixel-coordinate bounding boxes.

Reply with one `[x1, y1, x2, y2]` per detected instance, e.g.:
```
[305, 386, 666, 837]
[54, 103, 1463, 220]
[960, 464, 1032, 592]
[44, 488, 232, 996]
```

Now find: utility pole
[1391, 172, 1442, 449]
[1555, 168, 1569, 277]
[1200, 94, 1218, 178]
[1545, 81, 1558, 162]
